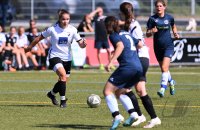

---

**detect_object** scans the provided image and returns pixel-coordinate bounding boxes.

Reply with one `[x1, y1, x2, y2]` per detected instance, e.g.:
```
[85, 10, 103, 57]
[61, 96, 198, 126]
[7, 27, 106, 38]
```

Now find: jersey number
[125, 35, 136, 51]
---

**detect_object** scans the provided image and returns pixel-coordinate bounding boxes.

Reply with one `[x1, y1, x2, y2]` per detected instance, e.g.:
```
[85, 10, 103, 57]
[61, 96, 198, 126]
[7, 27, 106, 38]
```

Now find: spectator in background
[0, 25, 6, 69]
[88, 7, 114, 71]
[0, 0, 9, 32]
[77, 14, 94, 69]
[16, 26, 30, 70]
[186, 17, 197, 32]
[26, 19, 38, 33]
[146, 0, 179, 98]
[77, 14, 94, 37]
[0, 25, 6, 54]
[4, 26, 19, 71]
[27, 27, 41, 69]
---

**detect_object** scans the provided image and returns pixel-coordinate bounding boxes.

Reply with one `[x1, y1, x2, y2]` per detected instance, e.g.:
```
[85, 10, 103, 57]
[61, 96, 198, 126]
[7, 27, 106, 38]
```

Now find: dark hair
[58, 9, 70, 20]
[155, 0, 167, 7]
[120, 2, 134, 31]
[104, 16, 120, 34]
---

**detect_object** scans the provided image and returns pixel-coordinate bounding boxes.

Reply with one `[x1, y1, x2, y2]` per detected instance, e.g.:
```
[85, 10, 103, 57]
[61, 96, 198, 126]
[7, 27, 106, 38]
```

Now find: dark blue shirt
[147, 13, 174, 48]
[109, 30, 141, 69]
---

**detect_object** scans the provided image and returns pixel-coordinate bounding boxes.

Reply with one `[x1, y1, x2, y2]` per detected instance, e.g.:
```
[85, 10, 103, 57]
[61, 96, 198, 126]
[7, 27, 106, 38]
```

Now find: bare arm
[77, 38, 87, 48]
[172, 24, 179, 39]
[107, 41, 124, 72]
[25, 35, 44, 53]
[146, 26, 158, 37]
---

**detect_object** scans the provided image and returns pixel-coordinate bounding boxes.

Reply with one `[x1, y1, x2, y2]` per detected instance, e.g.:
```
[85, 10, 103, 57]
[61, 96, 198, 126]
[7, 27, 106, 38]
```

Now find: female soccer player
[146, 0, 179, 97]
[25, 9, 87, 108]
[103, 16, 143, 130]
[120, 2, 161, 128]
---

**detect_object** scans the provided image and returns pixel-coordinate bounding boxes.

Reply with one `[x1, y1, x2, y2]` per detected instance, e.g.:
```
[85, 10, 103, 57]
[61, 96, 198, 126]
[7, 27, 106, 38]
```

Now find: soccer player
[119, 2, 161, 128]
[103, 16, 143, 130]
[25, 9, 87, 108]
[146, 0, 179, 97]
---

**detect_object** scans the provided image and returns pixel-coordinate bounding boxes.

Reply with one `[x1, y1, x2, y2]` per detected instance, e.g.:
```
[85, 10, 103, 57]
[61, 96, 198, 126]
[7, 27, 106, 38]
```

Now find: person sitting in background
[0, 25, 6, 54]
[186, 18, 197, 32]
[3, 26, 19, 71]
[0, 25, 6, 69]
[16, 26, 30, 70]
[26, 19, 38, 33]
[26, 27, 40, 69]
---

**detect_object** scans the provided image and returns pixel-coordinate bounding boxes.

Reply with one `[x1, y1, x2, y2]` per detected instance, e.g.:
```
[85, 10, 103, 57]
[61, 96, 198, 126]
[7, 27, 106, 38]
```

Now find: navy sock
[126, 91, 142, 116]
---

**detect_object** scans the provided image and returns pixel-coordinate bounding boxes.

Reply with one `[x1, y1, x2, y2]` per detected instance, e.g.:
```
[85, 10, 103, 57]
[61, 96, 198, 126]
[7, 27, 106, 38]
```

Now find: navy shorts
[154, 47, 174, 62]
[139, 57, 149, 82]
[49, 57, 72, 76]
[95, 41, 110, 49]
[108, 67, 142, 89]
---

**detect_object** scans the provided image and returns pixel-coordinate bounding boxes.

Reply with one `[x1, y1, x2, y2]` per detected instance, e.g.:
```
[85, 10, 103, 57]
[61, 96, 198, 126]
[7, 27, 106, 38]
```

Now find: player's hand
[174, 33, 179, 39]
[106, 63, 112, 72]
[152, 26, 158, 34]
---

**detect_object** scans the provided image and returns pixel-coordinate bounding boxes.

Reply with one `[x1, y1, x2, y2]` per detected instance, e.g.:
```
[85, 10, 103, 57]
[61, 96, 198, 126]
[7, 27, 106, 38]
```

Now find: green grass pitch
[0, 66, 200, 130]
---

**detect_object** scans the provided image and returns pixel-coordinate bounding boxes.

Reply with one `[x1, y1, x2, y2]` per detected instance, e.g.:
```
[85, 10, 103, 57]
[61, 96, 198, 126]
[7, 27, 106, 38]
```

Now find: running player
[146, 0, 179, 97]
[25, 9, 87, 108]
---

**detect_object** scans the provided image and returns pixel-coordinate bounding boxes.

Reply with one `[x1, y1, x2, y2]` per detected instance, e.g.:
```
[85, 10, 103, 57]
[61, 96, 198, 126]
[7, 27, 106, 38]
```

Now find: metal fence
[8, 0, 200, 21]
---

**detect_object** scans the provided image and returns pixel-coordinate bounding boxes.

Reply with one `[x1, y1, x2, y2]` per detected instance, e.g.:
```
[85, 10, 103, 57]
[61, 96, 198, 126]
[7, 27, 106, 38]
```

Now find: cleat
[110, 114, 124, 130]
[157, 88, 165, 98]
[47, 92, 59, 105]
[143, 117, 161, 128]
[123, 112, 138, 127]
[60, 100, 67, 108]
[99, 64, 105, 71]
[169, 80, 175, 95]
[131, 114, 146, 127]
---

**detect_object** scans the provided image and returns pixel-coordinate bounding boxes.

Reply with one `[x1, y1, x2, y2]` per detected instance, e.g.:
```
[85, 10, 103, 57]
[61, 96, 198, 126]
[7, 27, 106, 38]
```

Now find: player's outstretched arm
[25, 35, 44, 53]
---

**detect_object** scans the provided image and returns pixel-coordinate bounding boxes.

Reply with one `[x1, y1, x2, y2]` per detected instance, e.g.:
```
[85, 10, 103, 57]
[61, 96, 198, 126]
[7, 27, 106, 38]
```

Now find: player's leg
[103, 82, 124, 130]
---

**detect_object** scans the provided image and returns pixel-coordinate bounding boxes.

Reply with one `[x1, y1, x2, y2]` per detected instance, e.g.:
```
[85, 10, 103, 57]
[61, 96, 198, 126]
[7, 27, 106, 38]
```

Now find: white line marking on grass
[0, 100, 200, 108]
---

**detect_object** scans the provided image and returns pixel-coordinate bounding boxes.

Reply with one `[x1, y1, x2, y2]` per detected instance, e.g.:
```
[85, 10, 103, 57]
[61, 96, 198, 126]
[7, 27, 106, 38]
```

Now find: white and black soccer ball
[87, 94, 101, 108]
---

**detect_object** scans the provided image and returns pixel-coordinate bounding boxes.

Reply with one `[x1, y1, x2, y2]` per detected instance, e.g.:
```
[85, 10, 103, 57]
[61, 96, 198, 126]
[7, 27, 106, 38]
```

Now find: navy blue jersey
[5, 34, 17, 47]
[109, 30, 141, 69]
[147, 13, 174, 48]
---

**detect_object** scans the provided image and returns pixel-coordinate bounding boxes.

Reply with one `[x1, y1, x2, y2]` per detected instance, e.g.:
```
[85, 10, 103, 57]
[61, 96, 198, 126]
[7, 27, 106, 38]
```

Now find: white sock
[105, 94, 119, 113]
[119, 94, 134, 112]
[161, 72, 169, 86]
[25, 64, 29, 68]
[60, 96, 66, 100]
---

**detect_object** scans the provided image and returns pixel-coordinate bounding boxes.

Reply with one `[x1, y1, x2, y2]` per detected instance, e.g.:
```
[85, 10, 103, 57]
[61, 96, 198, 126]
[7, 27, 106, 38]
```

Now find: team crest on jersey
[155, 19, 158, 22]
[164, 20, 169, 24]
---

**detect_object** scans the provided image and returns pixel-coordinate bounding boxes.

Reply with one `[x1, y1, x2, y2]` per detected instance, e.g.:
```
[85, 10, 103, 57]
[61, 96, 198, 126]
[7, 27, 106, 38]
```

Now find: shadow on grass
[34, 124, 110, 129]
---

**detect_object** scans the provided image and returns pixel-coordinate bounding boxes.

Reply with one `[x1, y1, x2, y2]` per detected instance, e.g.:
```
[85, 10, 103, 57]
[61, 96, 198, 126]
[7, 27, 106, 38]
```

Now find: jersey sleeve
[146, 17, 156, 29]
[41, 27, 52, 38]
[109, 33, 121, 48]
[130, 21, 143, 40]
[170, 15, 175, 26]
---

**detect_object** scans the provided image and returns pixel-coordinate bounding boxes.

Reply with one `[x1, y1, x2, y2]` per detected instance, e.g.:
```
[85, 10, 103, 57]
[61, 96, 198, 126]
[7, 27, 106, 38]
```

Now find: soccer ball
[87, 94, 101, 108]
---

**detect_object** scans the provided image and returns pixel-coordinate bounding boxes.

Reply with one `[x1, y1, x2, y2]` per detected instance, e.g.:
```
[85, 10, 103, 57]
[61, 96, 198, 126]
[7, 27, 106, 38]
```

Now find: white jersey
[42, 23, 82, 61]
[16, 34, 28, 48]
[129, 20, 149, 59]
[0, 33, 6, 46]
